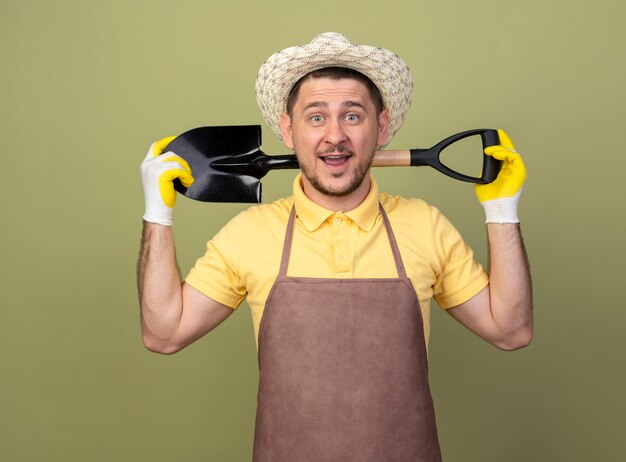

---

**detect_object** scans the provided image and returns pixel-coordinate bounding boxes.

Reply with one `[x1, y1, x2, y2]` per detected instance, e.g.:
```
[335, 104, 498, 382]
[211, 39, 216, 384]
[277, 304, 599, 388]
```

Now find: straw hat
[255, 32, 413, 147]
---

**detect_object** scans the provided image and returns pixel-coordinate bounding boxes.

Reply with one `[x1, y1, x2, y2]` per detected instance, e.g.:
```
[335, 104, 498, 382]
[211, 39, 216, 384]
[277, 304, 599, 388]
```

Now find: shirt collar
[292, 174, 380, 232]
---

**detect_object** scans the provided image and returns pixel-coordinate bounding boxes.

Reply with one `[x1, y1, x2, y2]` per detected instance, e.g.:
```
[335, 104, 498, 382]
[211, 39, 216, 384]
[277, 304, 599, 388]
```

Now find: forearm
[137, 221, 185, 350]
[486, 223, 533, 349]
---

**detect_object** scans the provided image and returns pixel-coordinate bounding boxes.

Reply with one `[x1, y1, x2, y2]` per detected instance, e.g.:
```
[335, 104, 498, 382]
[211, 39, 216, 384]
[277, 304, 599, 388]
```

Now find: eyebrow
[302, 100, 367, 112]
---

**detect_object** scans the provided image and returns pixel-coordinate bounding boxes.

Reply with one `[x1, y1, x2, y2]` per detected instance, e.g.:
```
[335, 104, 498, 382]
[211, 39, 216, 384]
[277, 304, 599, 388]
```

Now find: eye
[310, 114, 323, 123]
[346, 113, 360, 122]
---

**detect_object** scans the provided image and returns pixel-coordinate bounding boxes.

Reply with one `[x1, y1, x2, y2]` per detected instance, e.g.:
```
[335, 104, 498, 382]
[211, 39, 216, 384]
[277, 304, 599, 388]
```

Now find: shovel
[164, 125, 502, 203]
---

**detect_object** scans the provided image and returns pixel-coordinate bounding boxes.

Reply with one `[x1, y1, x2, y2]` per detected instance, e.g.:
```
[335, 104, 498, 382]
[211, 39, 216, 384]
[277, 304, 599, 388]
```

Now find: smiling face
[279, 76, 389, 211]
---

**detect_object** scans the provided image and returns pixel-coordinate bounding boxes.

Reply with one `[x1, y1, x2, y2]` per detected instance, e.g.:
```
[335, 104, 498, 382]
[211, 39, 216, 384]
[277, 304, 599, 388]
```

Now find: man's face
[280, 77, 388, 204]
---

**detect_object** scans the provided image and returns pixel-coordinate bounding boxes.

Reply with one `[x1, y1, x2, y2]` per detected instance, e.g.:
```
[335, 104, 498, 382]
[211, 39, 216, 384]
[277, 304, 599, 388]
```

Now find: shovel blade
[164, 125, 264, 203]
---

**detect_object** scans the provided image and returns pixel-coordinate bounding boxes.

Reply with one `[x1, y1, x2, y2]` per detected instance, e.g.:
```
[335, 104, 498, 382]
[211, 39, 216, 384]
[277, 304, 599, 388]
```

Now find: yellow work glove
[475, 129, 526, 223]
[140, 136, 194, 226]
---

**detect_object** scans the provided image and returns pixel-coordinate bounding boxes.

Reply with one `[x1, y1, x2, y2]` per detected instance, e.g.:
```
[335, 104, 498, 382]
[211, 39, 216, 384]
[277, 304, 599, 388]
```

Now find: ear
[279, 113, 294, 150]
[376, 109, 390, 147]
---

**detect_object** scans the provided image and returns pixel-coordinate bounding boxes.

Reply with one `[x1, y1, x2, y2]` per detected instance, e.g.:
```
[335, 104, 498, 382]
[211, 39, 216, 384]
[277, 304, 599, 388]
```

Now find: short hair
[286, 67, 384, 116]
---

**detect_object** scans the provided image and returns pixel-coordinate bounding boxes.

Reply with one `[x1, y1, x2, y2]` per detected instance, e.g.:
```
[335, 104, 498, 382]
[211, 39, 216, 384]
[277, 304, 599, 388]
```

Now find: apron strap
[378, 203, 408, 279]
[278, 207, 298, 277]
[278, 204, 408, 279]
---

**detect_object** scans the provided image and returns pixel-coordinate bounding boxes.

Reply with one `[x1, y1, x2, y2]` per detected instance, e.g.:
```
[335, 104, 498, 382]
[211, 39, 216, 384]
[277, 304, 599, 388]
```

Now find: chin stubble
[301, 146, 375, 197]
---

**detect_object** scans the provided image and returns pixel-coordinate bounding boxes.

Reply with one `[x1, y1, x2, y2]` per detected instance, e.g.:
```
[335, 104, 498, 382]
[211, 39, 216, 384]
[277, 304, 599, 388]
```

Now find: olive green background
[1, 0, 624, 460]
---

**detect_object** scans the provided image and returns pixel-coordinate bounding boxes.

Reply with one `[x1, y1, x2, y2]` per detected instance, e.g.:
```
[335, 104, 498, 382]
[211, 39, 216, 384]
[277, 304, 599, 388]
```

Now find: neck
[301, 175, 371, 212]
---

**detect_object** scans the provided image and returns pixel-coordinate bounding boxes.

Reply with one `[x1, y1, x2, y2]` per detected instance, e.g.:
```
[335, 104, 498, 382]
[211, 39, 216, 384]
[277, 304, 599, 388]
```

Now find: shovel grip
[480, 129, 502, 184]
[409, 128, 502, 184]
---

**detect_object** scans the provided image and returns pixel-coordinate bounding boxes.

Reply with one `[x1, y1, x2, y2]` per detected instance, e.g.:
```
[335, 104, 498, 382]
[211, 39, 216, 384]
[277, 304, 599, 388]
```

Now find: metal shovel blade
[164, 125, 265, 203]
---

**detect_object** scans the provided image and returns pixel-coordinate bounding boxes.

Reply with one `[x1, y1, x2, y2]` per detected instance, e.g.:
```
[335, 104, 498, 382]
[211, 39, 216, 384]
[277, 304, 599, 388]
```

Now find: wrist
[481, 188, 523, 224]
[143, 201, 174, 227]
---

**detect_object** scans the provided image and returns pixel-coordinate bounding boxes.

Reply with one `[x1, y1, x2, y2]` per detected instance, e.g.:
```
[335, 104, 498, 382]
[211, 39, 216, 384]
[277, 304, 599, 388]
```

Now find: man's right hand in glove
[137, 136, 232, 354]
[140, 137, 194, 226]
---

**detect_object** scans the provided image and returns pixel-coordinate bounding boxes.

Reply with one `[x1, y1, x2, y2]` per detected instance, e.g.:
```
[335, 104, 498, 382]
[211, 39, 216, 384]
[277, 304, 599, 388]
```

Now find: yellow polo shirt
[185, 174, 489, 347]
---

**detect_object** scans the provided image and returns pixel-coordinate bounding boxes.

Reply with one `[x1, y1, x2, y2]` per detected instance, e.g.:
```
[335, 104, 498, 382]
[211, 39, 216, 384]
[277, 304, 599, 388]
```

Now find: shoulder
[208, 196, 294, 260]
[377, 192, 461, 244]
[378, 192, 445, 223]
[220, 196, 294, 236]
[238, 196, 293, 222]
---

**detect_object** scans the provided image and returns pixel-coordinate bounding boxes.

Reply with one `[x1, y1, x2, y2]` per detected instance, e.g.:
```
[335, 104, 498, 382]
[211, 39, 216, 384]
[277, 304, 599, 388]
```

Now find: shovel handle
[371, 150, 411, 167]
[372, 129, 502, 184]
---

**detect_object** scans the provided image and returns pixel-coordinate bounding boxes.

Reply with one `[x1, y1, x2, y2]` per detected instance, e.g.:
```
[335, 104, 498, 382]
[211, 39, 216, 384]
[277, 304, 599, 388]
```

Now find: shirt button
[338, 254, 346, 262]
[335, 218, 343, 225]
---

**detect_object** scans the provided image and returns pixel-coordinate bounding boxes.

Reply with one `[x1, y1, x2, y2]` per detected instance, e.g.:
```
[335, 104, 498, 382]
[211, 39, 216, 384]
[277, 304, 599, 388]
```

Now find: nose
[323, 119, 347, 147]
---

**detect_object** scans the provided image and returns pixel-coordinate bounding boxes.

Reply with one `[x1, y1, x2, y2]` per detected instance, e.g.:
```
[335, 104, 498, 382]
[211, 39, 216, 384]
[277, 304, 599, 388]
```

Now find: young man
[138, 33, 532, 461]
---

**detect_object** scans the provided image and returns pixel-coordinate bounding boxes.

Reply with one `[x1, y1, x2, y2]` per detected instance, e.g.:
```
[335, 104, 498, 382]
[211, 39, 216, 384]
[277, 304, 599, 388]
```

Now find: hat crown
[311, 32, 351, 45]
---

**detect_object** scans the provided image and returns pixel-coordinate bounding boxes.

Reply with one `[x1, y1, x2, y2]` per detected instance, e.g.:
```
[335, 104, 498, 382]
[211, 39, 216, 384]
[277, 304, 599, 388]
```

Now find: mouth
[319, 154, 352, 166]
